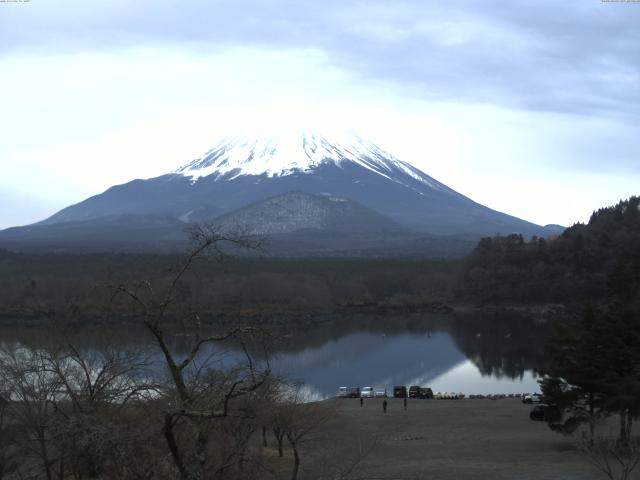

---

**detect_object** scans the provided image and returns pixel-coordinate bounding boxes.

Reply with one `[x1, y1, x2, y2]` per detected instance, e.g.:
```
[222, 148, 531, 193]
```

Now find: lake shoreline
[0, 300, 576, 328]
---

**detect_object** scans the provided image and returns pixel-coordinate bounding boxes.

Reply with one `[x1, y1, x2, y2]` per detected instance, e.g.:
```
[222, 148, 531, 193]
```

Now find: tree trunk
[273, 428, 284, 457]
[57, 450, 64, 480]
[194, 427, 207, 480]
[146, 323, 189, 401]
[290, 443, 300, 480]
[619, 408, 629, 445]
[38, 432, 53, 480]
[588, 392, 595, 447]
[163, 414, 188, 480]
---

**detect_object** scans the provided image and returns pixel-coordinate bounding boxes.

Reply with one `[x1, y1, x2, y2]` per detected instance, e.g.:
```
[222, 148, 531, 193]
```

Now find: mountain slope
[0, 189, 479, 256]
[39, 131, 549, 237]
[212, 191, 403, 235]
[0, 214, 187, 252]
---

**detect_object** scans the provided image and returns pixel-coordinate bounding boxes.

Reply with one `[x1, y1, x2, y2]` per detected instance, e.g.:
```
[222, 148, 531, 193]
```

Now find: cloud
[1, 0, 639, 118]
[0, 0, 638, 229]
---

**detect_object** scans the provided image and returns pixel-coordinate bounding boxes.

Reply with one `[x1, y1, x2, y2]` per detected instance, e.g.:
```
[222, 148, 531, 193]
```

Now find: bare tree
[0, 346, 63, 480]
[47, 344, 155, 413]
[111, 224, 271, 480]
[0, 225, 274, 479]
[47, 344, 157, 479]
[578, 434, 640, 480]
[0, 389, 14, 480]
[266, 385, 334, 480]
[0, 340, 158, 480]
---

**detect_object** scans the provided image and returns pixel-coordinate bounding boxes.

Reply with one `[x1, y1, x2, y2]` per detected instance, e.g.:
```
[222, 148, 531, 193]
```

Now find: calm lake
[0, 312, 549, 399]
[263, 313, 548, 399]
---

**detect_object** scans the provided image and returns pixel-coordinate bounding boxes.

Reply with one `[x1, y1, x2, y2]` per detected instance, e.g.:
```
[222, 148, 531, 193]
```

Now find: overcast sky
[1, 0, 638, 229]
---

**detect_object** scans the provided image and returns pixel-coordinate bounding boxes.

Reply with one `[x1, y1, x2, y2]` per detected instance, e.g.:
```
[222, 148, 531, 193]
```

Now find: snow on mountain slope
[212, 191, 403, 235]
[26, 128, 551, 239]
[175, 131, 457, 197]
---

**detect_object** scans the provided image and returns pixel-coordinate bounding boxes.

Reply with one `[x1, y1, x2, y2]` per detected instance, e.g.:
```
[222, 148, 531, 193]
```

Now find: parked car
[347, 387, 360, 398]
[522, 393, 542, 404]
[408, 386, 421, 398]
[529, 404, 562, 422]
[374, 387, 387, 398]
[360, 386, 374, 398]
[419, 387, 434, 399]
[337, 386, 348, 398]
[393, 386, 407, 398]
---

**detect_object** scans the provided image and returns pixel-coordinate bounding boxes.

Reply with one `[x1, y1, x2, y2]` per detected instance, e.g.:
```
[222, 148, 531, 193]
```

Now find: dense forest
[457, 197, 640, 455]
[456, 196, 640, 308]
[1, 196, 638, 324]
[0, 252, 457, 322]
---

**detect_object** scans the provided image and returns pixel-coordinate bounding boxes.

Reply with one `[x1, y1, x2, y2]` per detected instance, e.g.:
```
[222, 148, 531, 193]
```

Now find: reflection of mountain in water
[0, 312, 549, 398]
[270, 331, 466, 397]
[260, 312, 549, 397]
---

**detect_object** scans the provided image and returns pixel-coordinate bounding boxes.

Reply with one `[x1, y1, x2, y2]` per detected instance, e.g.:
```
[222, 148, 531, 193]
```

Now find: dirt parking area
[304, 397, 608, 480]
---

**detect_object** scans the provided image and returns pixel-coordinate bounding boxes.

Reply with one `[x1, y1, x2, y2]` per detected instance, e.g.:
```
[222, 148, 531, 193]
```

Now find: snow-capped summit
[174, 131, 454, 196]
[26, 128, 555, 246]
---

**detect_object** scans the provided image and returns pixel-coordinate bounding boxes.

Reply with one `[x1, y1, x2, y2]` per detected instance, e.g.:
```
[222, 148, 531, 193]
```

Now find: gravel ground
[299, 397, 617, 480]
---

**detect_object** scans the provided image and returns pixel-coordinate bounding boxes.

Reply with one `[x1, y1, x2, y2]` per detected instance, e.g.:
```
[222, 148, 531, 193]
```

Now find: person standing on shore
[383, 399, 388, 413]
[403, 397, 407, 411]
[360, 397, 364, 408]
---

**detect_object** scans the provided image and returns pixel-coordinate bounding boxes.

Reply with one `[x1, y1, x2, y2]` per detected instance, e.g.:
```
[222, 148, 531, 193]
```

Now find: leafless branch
[578, 434, 640, 480]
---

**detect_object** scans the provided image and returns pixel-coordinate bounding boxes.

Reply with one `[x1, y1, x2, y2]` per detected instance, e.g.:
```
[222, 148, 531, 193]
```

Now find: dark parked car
[393, 386, 407, 398]
[419, 387, 434, 399]
[347, 387, 360, 398]
[408, 386, 421, 398]
[529, 404, 562, 422]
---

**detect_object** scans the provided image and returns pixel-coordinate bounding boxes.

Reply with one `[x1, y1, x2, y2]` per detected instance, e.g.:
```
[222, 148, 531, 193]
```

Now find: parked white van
[360, 386, 374, 398]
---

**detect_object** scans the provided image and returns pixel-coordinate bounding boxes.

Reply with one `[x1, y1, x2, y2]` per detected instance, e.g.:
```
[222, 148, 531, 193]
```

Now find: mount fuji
[0, 130, 561, 255]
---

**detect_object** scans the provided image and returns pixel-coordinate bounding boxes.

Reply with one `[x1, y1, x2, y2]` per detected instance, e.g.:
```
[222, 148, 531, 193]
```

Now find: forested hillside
[0, 253, 456, 320]
[456, 196, 640, 307]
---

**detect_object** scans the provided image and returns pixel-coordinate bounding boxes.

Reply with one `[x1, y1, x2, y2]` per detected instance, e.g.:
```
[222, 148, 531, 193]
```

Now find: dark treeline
[455, 196, 640, 451]
[456, 196, 640, 308]
[3, 196, 639, 322]
[0, 253, 457, 320]
[538, 303, 640, 446]
[489, 197, 640, 460]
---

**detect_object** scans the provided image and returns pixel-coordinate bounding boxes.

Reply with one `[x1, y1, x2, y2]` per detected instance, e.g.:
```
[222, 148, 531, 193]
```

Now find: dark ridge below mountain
[0, 214, 187, 253]
[0, 212, 476, 259]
